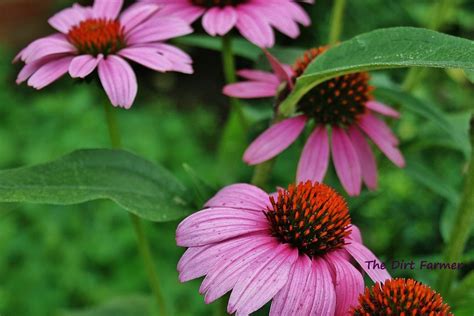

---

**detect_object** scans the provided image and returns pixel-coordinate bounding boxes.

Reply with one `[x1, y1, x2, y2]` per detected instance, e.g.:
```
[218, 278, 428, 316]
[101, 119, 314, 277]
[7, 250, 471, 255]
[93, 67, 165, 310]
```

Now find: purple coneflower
[144, 0, 314, 47]
[15, 0, 193, 108]
[224, 48, 405, 196]
[177, 181, 391, 315]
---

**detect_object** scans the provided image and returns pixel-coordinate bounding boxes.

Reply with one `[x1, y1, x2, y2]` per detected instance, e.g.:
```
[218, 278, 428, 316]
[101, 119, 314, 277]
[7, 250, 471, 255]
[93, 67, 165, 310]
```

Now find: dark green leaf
[280, 27, 474, 115]
[0, 149, 191, 222]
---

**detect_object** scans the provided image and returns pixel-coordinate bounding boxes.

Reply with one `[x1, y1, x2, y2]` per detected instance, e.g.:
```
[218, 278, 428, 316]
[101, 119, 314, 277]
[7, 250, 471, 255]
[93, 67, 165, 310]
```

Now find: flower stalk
[103, 102, 168, 316]
[436, 116, 474, 296]
[328, 0, 347, 45]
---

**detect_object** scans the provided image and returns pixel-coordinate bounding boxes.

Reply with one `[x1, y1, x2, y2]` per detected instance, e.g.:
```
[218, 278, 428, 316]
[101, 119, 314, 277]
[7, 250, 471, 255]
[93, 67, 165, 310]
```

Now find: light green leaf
[465, 69, 474, 83]
[0, 149, 191, 222]
[280, 27, 474, 115]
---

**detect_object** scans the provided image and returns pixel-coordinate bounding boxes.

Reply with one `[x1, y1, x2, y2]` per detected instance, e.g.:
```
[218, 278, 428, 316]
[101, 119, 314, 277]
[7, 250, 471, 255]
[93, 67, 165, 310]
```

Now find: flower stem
[221, 35, 246, 127]
[328, 0, 346, 45]
[102, 102, 168, 316]
[436, 116, 474, 296]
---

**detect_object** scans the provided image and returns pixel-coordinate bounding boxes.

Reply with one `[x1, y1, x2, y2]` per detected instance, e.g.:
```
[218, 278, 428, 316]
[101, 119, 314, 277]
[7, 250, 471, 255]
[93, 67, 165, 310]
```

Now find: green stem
[222, 35, 246, 128]
[436, 116, 474, 296]
[251, 159, 276, 188]
[328, 0, 346, 45]
[102, 102, 167, 316]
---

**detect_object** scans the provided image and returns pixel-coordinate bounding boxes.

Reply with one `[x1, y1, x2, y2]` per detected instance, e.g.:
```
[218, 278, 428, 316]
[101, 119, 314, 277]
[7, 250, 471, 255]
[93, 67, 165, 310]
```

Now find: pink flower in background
[15, 0, 193, 109]
[224, 48, 405, 196]
[144, 0, 314, 47]
[177, 181, 391, 315]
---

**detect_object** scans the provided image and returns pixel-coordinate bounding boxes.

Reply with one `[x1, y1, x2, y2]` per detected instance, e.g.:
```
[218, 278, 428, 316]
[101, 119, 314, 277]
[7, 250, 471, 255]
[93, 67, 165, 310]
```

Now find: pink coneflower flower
[15, 0, 193, 109]
[177, 181, 391, 315]
[351, 278, 453, 315]
[144, 0, 313, 47]
[224, 48, 405, 196]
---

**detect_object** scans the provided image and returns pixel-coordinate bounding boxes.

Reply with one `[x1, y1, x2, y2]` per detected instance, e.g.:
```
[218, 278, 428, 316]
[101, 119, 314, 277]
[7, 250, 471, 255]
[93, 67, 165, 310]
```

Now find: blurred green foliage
[0, 0, 473, 315]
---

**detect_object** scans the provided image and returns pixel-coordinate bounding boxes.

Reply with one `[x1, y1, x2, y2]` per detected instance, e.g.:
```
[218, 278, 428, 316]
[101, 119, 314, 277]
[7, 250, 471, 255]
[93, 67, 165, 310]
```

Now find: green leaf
[465, 69, 474, 83]
[375, 87, 470, 156]
[60, 295, 155, 316]
[280, 27, 474, 115]
[0, 149, 191, 222]
[182, 163, 217, 207]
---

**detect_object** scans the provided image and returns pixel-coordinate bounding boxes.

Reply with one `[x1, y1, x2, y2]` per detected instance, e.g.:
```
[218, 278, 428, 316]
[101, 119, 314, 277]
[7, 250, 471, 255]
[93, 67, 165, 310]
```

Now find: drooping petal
[325, 253, 364, 316]
[236, 69, 279, 84]
[263, 49, 294, 86]
[202, 6, 237, 36]
[119, 47, 172, 72]
[345, 240, 391, 283]
[126, 17, 193, 45]
[244, 116, 307, 165]
[360, 113, 399, 145]
[120, 3, 160, 33]
[69, 54, 102, 78]
[200, 236, 278, 303]
[228, 244, 298, 315]
[358, 115, 405, 168]
[235, 7, 274, 48]
[21, 35, 75, 64]
[205, 183, 271, 211]
[347, 225, 363, 244]
[93, 0, 123, 20]
[366, 100, 400, 118]
[348, 126, 378, 190]
[27, 56, 74, 89]
[309, 259, 337, 315]
[176, 207, 268, 247]
[297, 126, 330, 183]
[331, 127, 362, 196]
[223, 81, 278, 98]
[270, 255, 315, 316]
[98, 56, 138, 109]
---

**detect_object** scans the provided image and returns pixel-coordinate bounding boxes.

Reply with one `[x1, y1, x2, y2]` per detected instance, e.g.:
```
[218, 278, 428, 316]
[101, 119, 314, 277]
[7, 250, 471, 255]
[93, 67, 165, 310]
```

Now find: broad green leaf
[0, 149, 191, 222]
[279, 27, 474, 115]
[60, 295, 155, 316]
[405, 158, 458, 203]
[375, 87, 470, 156]
[465, 69, 474, 83]
[182, 163, 217, 207]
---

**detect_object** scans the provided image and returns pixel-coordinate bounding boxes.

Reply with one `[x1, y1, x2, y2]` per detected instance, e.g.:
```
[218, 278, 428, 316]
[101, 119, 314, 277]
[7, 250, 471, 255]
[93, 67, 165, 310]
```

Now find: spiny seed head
[291, 47, 373, 127]
[191, 0, 247, 7]
[265, 181, 351, 258]
[67, 19, 125, 56]
[351, 278, 453, 316]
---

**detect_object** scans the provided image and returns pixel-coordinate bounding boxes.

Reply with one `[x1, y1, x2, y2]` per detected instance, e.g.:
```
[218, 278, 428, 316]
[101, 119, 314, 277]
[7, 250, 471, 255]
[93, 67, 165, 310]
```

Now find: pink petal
[287, 2, 312, 26]
[154, 3, 205, 23]
[325, 253, 364, 316]
[205, 183, 271, 211]
[244, 115, 307, 165]
[27, 56, 74, 89]
[98, 56, 137, 109]
[261, 5, 300, 39]
[348, 126, 378, 190]
[345, 241, 391, 283]
[297, 126, 330, 183]
[347, 225, 363, 244]
[178, 233, 270, 282]
[200, 236, 277, 303]
[360, 113, 399, 145]
[144, 43, 193, 74]
[176, 207, 268, 247]
[126, 17, 193, 45]
[69, 54, 102, 78]
[119, 47, 172, 72]
[331, 127, 362, 196]
[263, 49, 294, 87]
[235, 7, 274, 48]
[270, 255, 314, 315]
[120, 3, 160, 33]
[309, 259, 337, 315]
[366, 100, 400, 118]
[223, 81, 278, 99]
[237, 69, 279, 84]
[21, 35, 75, 64]
[16, 55, 60, 84]
[93, 0, 123, 19]
[358, 116, 405, 168]
[202, 6, 237, 36]
[48, 4, 92, 33]
[228, 244, 298, 315]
